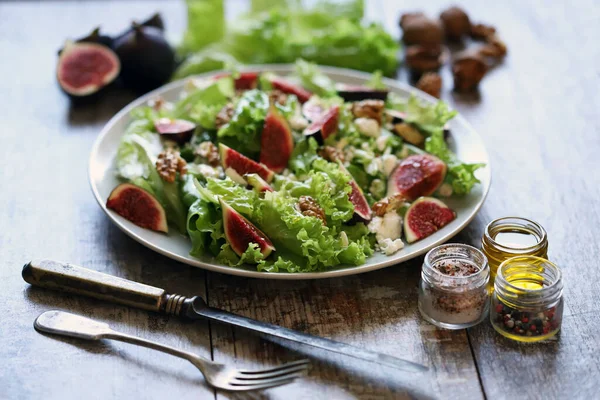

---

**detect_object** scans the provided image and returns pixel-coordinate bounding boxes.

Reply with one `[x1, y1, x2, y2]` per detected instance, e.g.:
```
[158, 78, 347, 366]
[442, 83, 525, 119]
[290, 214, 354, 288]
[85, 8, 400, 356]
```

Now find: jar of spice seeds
[482, 217, 548, 290]
[419, 244, 490, 329]
[491, 256, 564, 342]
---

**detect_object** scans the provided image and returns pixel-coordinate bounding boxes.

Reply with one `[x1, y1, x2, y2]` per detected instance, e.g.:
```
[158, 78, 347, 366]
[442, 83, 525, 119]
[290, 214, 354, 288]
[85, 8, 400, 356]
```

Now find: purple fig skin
[220, 144, 275, 183]
[303, 106, 339, 144]
[154, 118, 196, 144]
[336, 85, 389, 101]
[106, 183, 168, 233]
[220, 199, 275, 259]
[387, 154, 447, 200]
[404, 197, 455, 243]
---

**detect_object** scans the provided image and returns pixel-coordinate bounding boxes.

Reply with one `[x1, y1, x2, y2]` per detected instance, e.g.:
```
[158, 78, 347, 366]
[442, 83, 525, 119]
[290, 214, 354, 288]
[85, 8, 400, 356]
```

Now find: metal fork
[34, 310, 309, 392]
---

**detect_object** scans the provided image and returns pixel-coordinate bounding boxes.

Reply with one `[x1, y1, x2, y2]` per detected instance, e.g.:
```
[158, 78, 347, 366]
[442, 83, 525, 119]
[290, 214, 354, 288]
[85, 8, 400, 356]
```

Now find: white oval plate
[90, 65, 491, 280]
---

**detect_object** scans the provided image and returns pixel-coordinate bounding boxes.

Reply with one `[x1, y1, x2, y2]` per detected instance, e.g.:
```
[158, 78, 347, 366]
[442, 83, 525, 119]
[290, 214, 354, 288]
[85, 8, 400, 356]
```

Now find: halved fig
[220, 199, 275, 258]
[56, 41, 120, 98]
[220, 144, 275, 183]
[154, 118, 196, 144]
[259, 106, 294, 173]
[336, 84, 389, 102]
[303, 105, 339, 143]
[268, 76, 312, 103]
[388, 154, 447, 200]
[106, 183, 168, 233]
[404, 197, 455, 243]
[214, 72, 258, 90]
[338, 163, 372, 223]
[245, 173, 274, 193]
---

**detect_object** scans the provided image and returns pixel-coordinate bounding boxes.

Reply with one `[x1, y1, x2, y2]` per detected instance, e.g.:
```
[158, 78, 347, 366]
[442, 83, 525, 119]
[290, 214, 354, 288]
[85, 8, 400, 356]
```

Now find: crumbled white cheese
[368, 212, 405, 256]
[198, 164, 220, 178]
[375, 135, 388, 152]
[438, 183, 453, 197]
[381, 154, 398, 177]
[225, 167, 247, 185]
[366, 158, 382, 176]
[340, 231, 349, 248]
[378, 238, 405, 255]
[289, 114, 309, 131]
[355, 118, 381, 138]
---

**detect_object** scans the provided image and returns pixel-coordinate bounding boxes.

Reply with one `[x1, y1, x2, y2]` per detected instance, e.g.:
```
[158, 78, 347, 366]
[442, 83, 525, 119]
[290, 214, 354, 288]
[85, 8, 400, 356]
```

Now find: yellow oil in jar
[482, 218, 548, 291]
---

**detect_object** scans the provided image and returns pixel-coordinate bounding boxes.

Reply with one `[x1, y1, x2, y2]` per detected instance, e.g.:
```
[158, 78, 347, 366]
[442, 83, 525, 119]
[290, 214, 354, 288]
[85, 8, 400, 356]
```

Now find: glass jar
[491, 256, 564, 342]
[418, 244, 490, 329]
[482, 217, 548, 290]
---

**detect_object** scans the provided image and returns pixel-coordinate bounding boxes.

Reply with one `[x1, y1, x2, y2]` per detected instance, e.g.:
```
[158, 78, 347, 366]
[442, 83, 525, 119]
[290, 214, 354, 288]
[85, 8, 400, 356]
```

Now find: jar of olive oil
[482, 217, 548, 289]
[490, 256, 563, 342]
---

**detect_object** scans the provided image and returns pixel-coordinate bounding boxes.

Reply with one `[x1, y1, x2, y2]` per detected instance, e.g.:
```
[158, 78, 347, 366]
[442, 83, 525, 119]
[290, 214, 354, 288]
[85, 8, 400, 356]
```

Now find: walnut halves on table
[452, 50, 488, 92]
[405, 44, 444, 72]
[416, 73, 442, 98]
[156, 149, 187, 183]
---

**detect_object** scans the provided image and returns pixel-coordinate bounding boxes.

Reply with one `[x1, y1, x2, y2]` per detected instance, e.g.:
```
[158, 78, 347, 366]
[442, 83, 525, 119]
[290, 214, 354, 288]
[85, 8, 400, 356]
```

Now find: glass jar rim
[484, 217, 548, 253]
[496, 255, 562, 294]
[424, 243, 489, 280]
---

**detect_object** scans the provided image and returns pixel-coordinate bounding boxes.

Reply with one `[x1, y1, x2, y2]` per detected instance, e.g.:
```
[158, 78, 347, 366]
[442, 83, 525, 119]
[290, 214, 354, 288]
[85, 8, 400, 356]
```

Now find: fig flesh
[220, 199, 275, 258]
[112, 25, 175, 92]
[303, 105, 339, 143]
[154, 118, 196, 144]
[56, 42, 120, 97]
[404, 197, 455, 243]
[245, 173, 274, 193]
[268, 76, 312, 103]
[220, 144, 275, 183]
[348, 180, 373, 223]
[301, 98, 326, 122]
[259, 106, 294, 173]
[215, 72, 259, 90]
[106, 183, 168, 233]
[336, 84, 389, 102]
[388, 154, 447, 200]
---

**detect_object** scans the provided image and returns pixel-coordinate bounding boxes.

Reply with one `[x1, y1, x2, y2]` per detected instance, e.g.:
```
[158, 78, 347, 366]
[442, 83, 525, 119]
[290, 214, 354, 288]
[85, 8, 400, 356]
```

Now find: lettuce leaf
[217, 89, 269, 158]
[173, 76, 234, 129]
[294, 59, 336, 97]
[403, 95, 457, 135]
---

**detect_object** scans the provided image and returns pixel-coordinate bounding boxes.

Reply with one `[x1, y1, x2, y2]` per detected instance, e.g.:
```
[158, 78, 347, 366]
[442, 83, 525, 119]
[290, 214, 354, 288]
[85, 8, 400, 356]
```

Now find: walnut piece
[452, 50, 488, 92]
[215, 103, 234, 130]
[401, 15, 444, 46]
[416, 72, 442, 98]
[470, 23, 496, 41]
[156, 149, 187, 183]
[399, 12, 425, 30]
[298, 195, 326, 225]
[269, 89, 289, 106]
[371, 194, 407, 217]
[478, 35, 507, 58]
[392, 123, 424, 146]
[318, 146, 345, 163]
[439, 6, 471, 41]
[351, 100, 385, 124]
[405, 44, 444, 72]
[194, 141, 220, 167]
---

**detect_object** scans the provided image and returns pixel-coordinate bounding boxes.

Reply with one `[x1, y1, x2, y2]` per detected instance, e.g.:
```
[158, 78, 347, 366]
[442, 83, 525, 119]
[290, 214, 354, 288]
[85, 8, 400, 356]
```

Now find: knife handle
[22, 259, 170, 312]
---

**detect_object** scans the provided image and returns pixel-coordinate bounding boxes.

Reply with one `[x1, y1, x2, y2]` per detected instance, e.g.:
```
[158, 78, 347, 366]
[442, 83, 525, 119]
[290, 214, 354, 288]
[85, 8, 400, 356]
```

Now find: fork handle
[23, 259, 166, 312]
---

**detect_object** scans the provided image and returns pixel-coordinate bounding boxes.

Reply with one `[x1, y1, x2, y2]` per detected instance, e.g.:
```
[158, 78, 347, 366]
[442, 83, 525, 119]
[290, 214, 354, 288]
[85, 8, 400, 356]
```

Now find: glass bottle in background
[490, 256, 564, 342]
[481, 217, 548, 290]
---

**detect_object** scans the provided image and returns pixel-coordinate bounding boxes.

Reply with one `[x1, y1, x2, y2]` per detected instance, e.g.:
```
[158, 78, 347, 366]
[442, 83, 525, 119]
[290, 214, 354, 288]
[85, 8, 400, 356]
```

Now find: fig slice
[259, 106, 294, 173]
[387, 154, 447, 201]
[301, 98, 326, 122]
[384, 109, 407, 124]
[336, 84, 389, 102]
[220, 199, 275, 259]
[106, 183, 168, 233]
[338, 163, 372, 223]
[303, 105, 339, 143]
[404, 197, 456, 243]
[268, 76, 312, 103]
[245, 173, 274, 193]
[56, 41, 120, 97]
[220, 144, 275, 183]
[215, 72, 259, 90]
[154, 118, 196, 144]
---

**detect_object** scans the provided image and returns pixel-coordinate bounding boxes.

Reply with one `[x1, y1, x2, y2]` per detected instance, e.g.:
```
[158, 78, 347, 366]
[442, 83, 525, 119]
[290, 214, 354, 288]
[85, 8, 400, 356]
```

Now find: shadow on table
[65, 87, 138, 128]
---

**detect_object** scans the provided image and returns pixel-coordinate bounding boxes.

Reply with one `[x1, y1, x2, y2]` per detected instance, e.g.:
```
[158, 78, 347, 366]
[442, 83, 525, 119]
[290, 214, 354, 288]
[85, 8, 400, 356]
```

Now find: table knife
[22, 259, 427, 373]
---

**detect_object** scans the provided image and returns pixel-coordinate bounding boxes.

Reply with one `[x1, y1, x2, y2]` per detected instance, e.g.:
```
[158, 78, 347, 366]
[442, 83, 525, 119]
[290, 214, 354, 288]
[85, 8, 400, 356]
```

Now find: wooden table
[1, 1, 598, 399]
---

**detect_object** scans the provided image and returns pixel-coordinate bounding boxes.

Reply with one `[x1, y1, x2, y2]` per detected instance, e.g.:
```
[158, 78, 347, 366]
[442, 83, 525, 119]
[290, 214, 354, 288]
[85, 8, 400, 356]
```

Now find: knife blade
[23, 259, 427, 372]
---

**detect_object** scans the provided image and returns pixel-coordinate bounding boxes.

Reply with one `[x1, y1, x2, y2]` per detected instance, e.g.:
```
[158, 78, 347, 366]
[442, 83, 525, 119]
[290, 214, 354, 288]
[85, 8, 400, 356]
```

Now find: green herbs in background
[175, 0, 400, 79]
